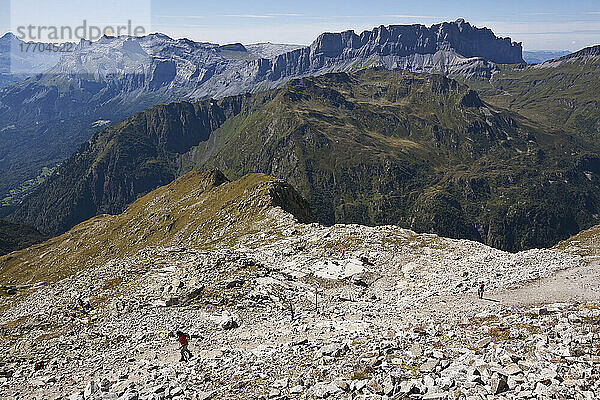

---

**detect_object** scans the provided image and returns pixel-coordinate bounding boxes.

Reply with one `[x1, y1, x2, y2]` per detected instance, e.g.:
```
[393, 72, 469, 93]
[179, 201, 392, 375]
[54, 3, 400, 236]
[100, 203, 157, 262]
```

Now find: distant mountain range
[12, 69, 600, 252]
[0, 19, 523, 206]
[0, 33, 66, 85]
[522, 50, 570, 64]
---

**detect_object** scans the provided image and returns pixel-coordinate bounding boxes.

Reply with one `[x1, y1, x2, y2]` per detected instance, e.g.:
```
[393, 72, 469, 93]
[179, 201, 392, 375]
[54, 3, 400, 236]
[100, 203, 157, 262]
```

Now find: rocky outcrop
[1, 170, 313, 284]
[288, 18, 523, 68]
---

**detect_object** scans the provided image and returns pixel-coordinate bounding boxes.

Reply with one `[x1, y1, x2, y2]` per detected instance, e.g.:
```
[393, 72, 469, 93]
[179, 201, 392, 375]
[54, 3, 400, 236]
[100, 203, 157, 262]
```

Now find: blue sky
[2, 0, 600, 50]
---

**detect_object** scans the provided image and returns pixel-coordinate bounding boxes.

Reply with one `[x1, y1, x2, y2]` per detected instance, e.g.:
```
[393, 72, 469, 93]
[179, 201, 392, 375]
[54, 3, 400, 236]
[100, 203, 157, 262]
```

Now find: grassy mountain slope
[0, 219, 47, 256]
[477, 45, 600, 143]
[11, 69, 600, 252]
[0, 74, 178, 204]
[0, 170, 312, 285]
[9, 91, 276, 235]
[197, 69, 600, 251]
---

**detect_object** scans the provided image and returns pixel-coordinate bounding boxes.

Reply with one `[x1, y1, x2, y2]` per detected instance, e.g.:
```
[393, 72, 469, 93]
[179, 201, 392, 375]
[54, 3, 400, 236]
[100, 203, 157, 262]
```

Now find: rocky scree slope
[0, 20, 523, 203]
[0, 170, 597, 400]
[13, 69, 600, 252]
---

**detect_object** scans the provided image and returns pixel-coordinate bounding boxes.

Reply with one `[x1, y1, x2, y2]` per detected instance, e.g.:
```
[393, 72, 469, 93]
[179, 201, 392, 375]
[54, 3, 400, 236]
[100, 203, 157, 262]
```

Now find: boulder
[490, 374, 508, 395]
[84, 381, 99, 399]
[217, 311, 239, 330]
[366, 378, 384, 394]
[420, 358, 439, 373]
[311, 382, 342, 398]
[319, 343, 349, 358]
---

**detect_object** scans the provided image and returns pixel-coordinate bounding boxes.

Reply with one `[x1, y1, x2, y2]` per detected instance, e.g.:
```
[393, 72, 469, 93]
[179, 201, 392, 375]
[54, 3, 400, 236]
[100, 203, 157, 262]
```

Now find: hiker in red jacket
[478, 283, 485, 299]
[176, 330, 193, 362]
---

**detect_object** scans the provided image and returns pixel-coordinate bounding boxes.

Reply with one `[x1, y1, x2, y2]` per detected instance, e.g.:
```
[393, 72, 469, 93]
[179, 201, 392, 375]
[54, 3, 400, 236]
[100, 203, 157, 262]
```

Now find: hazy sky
[1, 0, 599, 50]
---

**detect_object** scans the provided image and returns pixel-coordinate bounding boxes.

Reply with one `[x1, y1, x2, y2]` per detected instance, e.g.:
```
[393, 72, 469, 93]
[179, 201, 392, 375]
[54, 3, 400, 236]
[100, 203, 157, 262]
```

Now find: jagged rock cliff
[191, 19, 522, 98]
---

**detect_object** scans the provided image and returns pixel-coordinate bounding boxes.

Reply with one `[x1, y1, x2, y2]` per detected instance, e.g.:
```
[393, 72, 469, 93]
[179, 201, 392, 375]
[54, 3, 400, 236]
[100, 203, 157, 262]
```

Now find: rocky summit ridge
[0, 170, 312, 285]
[551, 44, 600, 62]
[1, 171, 600, 399]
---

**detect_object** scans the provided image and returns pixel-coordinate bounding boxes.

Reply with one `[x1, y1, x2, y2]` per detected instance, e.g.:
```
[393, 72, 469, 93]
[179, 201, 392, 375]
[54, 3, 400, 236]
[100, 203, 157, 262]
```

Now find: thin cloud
[498, 30, 600, 35]
[221, 14, 304, 19]
[523, 12, 557, 16]
[318, 15, 447, 20]
[384, 14, 448, 19]
[222, 14, 273, 19]
[156, 15, 208, 19]
[153, 23, 212, 28]
[269, 13, 304, 17]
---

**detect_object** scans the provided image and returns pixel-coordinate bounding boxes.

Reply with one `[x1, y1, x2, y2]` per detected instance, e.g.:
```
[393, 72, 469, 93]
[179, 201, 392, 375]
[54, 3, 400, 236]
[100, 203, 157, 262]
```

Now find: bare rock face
[212, 19, 522, 97]
[307, 19, 523, 64]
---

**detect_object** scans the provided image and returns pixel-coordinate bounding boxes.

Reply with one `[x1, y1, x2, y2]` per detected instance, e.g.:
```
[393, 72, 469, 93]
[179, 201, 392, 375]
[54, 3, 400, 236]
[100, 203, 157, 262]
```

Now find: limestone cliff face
[307, 19, 523, 64]
[240, 19, 522, 85]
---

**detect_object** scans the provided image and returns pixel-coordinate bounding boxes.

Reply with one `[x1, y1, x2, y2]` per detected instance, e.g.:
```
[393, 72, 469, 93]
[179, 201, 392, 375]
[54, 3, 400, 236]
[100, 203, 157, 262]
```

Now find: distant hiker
[176, 330, 193, 362]
[34, 361, 46, 371]
[478, 283, 485, 299]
